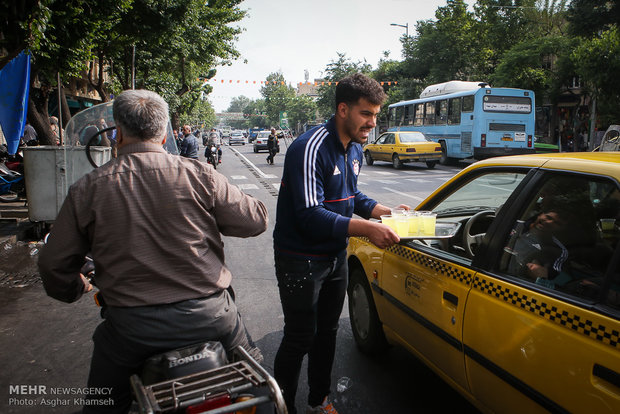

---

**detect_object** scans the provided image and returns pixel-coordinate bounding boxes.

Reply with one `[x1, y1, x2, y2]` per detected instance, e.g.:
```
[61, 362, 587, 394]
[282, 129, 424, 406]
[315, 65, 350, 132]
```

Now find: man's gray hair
[113, 89, 169, 142]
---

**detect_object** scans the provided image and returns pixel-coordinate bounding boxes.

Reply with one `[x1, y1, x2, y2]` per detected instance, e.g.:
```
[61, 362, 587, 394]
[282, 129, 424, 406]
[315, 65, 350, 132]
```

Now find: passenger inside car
[501, 175, 618, 302]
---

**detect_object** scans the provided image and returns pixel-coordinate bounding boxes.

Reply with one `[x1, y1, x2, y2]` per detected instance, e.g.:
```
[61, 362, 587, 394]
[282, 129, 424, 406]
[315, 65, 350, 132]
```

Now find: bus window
[463, 95, 474, 112]
[448, 98, 461, 125]
[388, 107, 396, 128]
[437, 100, 448, 125]
[414, 104, 424, 126]
[425, 102, 436, 125]
[404, 104, 414, 126]
[395, 106, 405, 126]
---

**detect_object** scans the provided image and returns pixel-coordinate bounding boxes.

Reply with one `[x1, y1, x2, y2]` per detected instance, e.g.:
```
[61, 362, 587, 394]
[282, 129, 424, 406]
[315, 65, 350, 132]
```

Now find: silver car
[228, 132, 246, 146]
[253, 130, 271, 153]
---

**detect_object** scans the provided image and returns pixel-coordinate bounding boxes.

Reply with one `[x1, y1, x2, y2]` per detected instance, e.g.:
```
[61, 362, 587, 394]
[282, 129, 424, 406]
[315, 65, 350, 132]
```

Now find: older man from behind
[39, 89, 268, 413]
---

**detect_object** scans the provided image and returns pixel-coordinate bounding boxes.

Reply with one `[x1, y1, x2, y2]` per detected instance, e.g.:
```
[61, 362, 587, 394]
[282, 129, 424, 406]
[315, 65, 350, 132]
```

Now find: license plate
[501, 135, 513, 141]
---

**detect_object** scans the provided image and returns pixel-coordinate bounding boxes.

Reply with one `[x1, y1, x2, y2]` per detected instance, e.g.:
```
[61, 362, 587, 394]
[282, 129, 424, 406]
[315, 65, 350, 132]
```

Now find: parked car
[253, 130, 271, 153]
[363, 131, 442, 169]
[347, 152, 620, 414]
[229, 131, 245, 146]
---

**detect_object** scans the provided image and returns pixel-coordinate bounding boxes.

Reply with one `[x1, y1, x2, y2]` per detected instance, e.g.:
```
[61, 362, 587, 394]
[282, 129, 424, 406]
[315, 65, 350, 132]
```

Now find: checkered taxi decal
[382, 242, 620, 350]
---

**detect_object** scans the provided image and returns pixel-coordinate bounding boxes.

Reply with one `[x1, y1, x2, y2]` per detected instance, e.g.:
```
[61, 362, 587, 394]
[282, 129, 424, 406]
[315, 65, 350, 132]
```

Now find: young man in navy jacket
[273, 73, 407, 414]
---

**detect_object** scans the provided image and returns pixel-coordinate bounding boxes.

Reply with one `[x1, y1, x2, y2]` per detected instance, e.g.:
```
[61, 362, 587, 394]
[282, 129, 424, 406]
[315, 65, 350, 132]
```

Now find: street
[0, 141, 479, 414]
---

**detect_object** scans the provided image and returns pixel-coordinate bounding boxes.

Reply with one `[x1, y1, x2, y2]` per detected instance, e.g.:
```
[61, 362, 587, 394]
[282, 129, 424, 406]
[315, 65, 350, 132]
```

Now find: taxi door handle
[443, 291, 458, 307]
[593, 364, 620, 388]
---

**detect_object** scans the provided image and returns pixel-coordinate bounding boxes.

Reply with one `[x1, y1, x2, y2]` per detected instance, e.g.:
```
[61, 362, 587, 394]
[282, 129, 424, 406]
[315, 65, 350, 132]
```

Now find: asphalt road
[0, 140, 479, 414]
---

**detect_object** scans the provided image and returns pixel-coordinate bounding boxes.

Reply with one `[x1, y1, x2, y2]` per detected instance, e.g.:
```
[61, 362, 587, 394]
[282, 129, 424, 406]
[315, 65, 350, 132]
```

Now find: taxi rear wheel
[392, 154, 402, 169]
[348, 265, 388, 355]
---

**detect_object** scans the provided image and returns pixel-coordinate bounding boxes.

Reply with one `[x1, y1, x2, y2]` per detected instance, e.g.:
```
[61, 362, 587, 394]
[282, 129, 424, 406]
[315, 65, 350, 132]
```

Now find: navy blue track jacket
[273, 117, 378, 259]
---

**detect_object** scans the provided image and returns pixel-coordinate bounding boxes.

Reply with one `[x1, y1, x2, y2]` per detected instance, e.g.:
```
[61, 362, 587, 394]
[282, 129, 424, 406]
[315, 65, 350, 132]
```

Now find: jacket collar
[325, 116, 354, 153]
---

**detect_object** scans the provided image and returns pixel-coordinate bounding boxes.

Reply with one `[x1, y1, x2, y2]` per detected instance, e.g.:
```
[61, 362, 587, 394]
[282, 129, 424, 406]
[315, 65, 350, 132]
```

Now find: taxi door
[379, 242, 472, 392]
[462, 171, 620, 413]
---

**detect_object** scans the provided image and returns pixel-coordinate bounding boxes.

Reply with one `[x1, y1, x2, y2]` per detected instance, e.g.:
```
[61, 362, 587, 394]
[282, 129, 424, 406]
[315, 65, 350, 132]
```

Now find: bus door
[457, 94, 475, 158]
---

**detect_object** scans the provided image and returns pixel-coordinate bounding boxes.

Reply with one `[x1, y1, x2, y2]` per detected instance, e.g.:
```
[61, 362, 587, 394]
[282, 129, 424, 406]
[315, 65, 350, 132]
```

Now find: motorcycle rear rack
[130, 346, 287, 414]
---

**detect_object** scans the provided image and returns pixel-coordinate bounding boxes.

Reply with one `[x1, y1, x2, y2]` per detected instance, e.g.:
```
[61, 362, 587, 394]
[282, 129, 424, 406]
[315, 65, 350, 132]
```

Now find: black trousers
[273, 250, 348, 414]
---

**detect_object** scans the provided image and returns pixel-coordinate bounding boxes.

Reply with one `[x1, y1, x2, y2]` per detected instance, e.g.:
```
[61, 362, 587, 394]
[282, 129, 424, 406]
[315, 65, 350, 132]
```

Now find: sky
[208, 0, 475, 112]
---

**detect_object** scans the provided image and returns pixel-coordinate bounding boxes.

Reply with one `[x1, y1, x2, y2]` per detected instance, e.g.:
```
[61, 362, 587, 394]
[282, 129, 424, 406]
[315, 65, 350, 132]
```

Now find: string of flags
[199, 78, 398, 86]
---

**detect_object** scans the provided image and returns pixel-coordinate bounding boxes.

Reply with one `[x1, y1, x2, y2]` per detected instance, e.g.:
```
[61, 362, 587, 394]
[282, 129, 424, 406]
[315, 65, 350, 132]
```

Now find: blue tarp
[0, 51, 31, 155]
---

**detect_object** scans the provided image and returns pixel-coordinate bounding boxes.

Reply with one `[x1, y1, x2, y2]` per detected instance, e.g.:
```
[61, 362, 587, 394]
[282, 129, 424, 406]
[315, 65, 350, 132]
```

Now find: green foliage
[288, 94, 317, 131]
[315, 53, 372, 119]
[567, 0, 619, 37]
[260, 72, 295, 126]
[571, 27, 620, 124]
[491, 35, 572, 99]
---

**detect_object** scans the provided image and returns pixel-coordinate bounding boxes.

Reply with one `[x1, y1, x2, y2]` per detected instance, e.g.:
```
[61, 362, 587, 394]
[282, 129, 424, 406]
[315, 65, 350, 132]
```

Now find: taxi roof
[466, 152, 620, 177]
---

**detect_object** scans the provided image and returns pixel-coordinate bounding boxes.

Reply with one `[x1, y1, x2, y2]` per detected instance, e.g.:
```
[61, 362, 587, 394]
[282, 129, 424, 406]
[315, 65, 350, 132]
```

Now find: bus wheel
[392, 154, 402, 169]
[439, 142, 449, 165]
[365, 151, 374, 166]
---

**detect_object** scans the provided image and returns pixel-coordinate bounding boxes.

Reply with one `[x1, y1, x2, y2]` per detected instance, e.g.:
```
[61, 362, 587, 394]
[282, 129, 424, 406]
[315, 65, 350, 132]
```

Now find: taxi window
[500, 174, 620, 304]
[375, 134, 388, 144]
[385, 134, 395, 145]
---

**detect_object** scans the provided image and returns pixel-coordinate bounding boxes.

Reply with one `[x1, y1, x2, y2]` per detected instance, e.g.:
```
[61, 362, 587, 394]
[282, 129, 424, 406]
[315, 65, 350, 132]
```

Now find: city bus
[387, 81, 536, 164]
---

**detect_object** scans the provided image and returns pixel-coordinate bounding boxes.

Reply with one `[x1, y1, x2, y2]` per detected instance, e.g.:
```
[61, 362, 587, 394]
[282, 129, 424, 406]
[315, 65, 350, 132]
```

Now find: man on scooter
[38, 89, 268, 414]
[205, 129, 222, 164]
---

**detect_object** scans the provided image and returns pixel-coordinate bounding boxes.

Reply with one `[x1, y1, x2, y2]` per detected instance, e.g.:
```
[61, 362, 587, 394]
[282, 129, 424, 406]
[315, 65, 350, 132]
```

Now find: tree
[491, 35, 573, 99]
[7, 0, 131, 145]
[315, 53, 372, 119]
[571, 27, 620, 126]
[260, 72, 295, 127]
[567, 0, 619, 37]
[288, 95, 317, 133]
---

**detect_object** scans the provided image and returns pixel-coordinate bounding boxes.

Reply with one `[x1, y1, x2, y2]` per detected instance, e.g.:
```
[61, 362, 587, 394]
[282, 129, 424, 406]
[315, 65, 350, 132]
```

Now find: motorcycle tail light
[481, 134, 486, 147]
[186, 393, 231, 414]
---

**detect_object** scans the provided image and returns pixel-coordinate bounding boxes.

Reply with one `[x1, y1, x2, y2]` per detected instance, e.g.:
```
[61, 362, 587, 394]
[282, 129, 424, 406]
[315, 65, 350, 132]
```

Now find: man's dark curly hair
[335, 73, 386, 110]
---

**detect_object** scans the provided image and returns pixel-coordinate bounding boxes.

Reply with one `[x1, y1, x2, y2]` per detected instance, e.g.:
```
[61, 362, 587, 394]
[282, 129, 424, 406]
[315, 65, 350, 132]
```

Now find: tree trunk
[27, 97, 55, 146]
[59, 86, 71, 128]
[27, 72, 56, 146]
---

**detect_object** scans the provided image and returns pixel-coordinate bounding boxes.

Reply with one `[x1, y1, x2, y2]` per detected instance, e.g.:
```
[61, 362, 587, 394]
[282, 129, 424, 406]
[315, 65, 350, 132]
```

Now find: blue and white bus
[387, 81, 536, 164]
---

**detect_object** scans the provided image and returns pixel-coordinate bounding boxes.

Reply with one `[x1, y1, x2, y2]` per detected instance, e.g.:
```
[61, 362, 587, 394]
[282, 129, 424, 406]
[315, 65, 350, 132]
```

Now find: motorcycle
[76, 256, 286, 414]
[205, 144, 219, 169]
[0, 161, 25, 203]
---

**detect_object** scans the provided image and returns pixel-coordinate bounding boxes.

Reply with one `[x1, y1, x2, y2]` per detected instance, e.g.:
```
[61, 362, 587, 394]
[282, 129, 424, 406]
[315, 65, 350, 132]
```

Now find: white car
[229, 132, 245, 146]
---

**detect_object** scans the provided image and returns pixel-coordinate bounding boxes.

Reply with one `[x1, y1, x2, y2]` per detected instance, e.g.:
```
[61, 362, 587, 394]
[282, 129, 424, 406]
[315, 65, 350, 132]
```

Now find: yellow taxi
[363, 131, 442, 169]
[347, 152, 620, 414]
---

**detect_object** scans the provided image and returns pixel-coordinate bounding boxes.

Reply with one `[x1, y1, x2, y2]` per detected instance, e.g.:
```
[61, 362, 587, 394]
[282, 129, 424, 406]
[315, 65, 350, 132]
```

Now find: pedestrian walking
[266, 127, 279, 165]
[38, 89, 268, 413]
[272, 73, 408, 414]
[179, 124, 199, 159]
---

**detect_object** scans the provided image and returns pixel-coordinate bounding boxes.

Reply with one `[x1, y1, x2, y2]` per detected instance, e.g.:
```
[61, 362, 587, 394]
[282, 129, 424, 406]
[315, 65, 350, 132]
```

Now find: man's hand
[367, 222, 400, 249]
[349, 218, 400, 249]
[370, 203, 412, 219]
[80, 274, 93, 293]
[526, 261, 548, 279]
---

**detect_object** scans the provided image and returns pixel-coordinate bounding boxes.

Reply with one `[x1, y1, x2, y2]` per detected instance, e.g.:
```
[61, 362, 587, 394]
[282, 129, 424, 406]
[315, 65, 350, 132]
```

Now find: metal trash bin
[23, 146, 111, 222]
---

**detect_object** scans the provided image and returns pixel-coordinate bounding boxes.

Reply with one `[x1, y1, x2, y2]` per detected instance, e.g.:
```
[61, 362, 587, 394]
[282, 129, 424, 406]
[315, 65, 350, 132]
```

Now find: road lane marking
[382, 187, 424, 201]
[231, 175, 247, 180]
[238, 184, 259, 190]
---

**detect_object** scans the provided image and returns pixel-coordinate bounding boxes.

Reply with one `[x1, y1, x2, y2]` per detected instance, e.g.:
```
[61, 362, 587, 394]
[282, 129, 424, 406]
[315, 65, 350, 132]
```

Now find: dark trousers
[267, 148, 277, 164]
[273, 250, 348, 414]
[82, 290, 252, 414]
